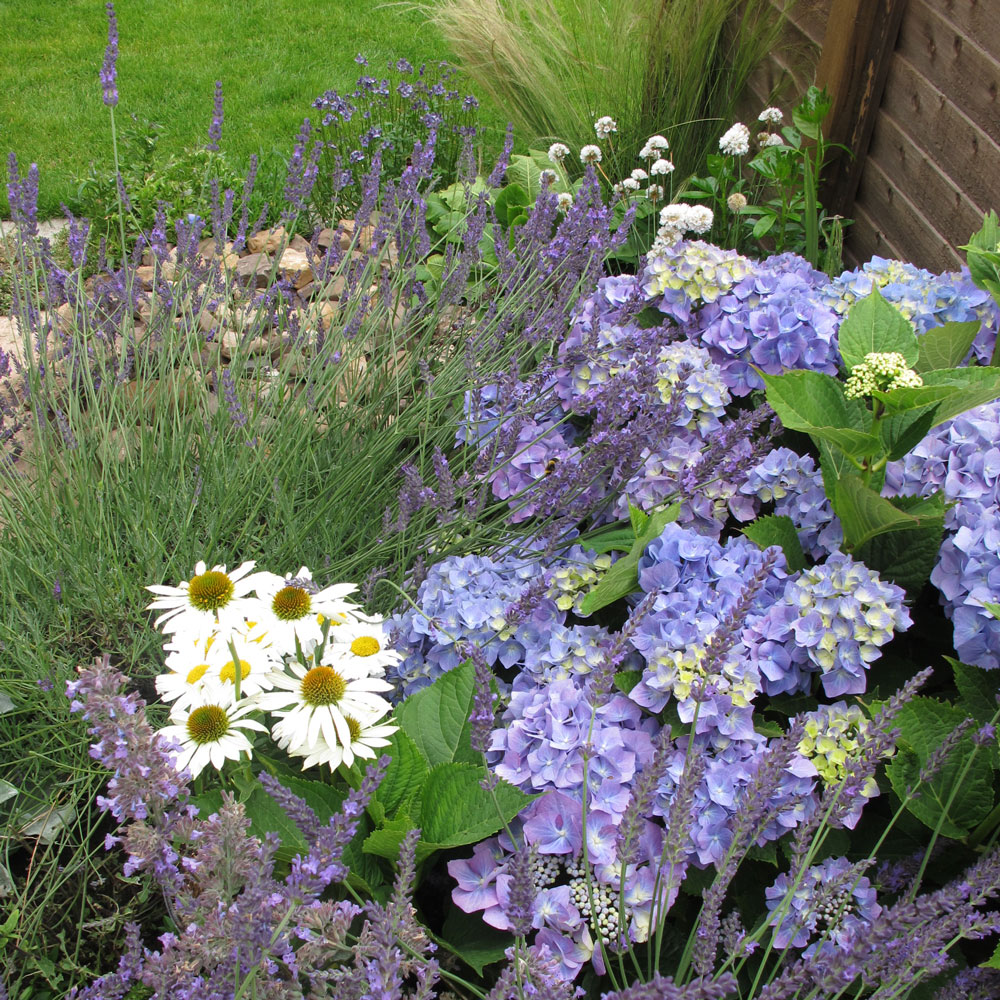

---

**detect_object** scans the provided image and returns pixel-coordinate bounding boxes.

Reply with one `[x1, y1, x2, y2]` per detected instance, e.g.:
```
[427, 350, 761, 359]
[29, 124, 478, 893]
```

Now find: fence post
[816, 0, 909, 219]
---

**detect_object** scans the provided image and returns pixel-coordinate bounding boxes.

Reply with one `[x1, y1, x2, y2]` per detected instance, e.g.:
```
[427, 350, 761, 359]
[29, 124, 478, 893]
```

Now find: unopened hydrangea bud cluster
[145, 560, 399, 776]
[844, 351, 923, 398]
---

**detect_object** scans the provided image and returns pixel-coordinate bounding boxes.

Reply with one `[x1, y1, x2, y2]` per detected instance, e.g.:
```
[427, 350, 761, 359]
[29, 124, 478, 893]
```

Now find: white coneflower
[580, 144, 602, 165]
[650, 157, 675, 176]
[639, 135, 669, 159]
[758, 106, 784, 126]
[621, 177, 641, 192]
[279, 714, 397, 771]
[727, 192, 748, 212]
[547, 142, 570, 164]
[557, 192, 574, 212]
[323, 619, 402, 676]
[255, 659, 394, 756]
[158, 690, 267, 777]
[719, 123, 751, 156]
[253, 566, 359, 653]
[594, 116, 618, 140]
[146, 560, 264, 636]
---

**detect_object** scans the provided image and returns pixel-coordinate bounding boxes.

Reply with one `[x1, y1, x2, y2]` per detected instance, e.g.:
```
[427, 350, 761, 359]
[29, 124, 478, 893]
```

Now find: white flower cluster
[639, 135, 669, 159]
[580, 144, 603, 165]
[719, 122, 751, 156]
[547, 142, 570, 165]
[594, 115, 618, 140]
[844, 352, 924, 399]
[146, 560, 399, 776]
[651, 202, 714, 252]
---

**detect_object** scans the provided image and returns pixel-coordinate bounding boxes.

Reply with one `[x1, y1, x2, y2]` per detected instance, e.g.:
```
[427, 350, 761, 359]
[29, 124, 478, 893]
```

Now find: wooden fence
[743, 0, 1000, 273]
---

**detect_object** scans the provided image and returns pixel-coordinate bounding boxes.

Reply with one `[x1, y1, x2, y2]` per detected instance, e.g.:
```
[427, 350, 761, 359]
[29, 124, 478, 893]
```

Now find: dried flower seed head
[758, 131, 784, 148]
[727, 192, 748, 212]
[557, 192, 574, 212]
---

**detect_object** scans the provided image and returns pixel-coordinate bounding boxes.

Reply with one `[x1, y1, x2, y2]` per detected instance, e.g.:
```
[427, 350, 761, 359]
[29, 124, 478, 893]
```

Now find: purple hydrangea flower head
[766, 856, 881, 956]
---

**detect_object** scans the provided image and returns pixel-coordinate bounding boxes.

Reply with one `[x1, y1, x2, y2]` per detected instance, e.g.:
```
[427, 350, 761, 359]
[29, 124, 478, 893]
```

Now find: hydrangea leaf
[886, 698, 993, 838]
[853, 493, 945, 593]
[878, 404, 941, 462]
[983, 938, 1000, 970]
[832, 475, 942, 550]
[579, 502, 679, 614]
[948, 657, 1000, 770]
[437, 909, 513, 975]
[418, 762, 536, 850]
[613, 669, 643, 695]
[759, 370, 880, 460]
[837, 286, 919, 371]
[374, 729, 428, 819]
[361, 813, 414, 862]
[396, 658, 479, 767]
[914, 320, 981, 373]
[741, 514, 806, 572]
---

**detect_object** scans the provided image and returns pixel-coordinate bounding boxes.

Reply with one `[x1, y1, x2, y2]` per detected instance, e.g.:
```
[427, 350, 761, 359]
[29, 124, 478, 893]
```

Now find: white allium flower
[639, 135, 669, 159]
[594, 116, 618, 140]
[557, 192, 574, 212]
[686, 205, 714, 234]
[759, 132, 784, 148]
[727, 192, 748, 212]
[650, 157, 675, 176]
[759, 106, 784, 126]
[158, 689, 268, 777]
[630, 168, 649, 182]
[548, 142, 570, 164]
[580, 144, 603, 164]
[719, 123, 751, 156]
[621, 177, 641, 192]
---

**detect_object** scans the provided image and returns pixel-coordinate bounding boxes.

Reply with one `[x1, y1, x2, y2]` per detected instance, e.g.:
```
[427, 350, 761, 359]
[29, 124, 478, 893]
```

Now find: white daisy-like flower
[158, 691, 267, 777]
[252, 567, 360, 654]
[279, 715, 397, 772]
[146, 561, 264, 636]
[639, 135, 669, 159]
[719, 122, 751, 156]
[209, 626, 278, 698]
[594, 116, 618, 140]
[580, 144, 602, 165]
[256, 659, 394, 756]
[557, 192, 574, 212]
[323, 619, 402, 676]
[621, 177, 641, 192]
[758, 106, 783, 126]
[650, 157, 675, 176]
[630, 168, 648, 182]
[156, 634, 224, 710]
[547, 142, 570, 164]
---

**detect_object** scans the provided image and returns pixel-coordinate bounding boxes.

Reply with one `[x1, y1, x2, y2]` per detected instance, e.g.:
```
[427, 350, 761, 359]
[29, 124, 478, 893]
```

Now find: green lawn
[0, 0, 510, 218]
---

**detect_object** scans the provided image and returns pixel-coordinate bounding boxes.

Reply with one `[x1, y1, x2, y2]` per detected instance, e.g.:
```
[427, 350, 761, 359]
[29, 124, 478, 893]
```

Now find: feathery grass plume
[412, 0, 788, 181]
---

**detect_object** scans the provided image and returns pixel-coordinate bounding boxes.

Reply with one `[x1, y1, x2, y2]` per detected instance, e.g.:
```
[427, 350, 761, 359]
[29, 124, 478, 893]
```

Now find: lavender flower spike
[100, 3, 119, 107]
[207, 79, 224, 151]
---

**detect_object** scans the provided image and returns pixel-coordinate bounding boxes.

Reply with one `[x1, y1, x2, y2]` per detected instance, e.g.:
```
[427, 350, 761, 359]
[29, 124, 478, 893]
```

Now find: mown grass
[0, 0, 511, 218]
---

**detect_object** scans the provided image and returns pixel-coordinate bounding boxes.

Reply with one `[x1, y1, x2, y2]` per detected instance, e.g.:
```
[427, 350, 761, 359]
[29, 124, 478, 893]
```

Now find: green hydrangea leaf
[374, 729, 428, 819]
[833, 475, 942, 549]
[915, 320, 981, 373]
[396, 659, 479, 767]
[886, 698, 993, 838]
[741, 514, 807, 572]
[437, 910, 513, 975]
[837, 287, 919, 371]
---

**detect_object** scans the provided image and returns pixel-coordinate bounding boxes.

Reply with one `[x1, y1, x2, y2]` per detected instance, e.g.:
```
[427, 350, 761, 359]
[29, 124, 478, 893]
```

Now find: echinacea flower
[252, 566, 360, 653]
[256, 659, 394, 756]
[146, 560, 263, 636]
[278, 714, 397, 771]
[158, 691, 267, 777]
[323, 618, 402, 675]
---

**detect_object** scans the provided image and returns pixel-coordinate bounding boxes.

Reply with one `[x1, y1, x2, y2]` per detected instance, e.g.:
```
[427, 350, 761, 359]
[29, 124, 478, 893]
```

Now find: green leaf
[983, 937, 1000, 969]
[396, 659, 480, 767]
[493, 183, 527, 227]
[760, 370, 879, 460]
[916, 368, 1000, 425]
[879, 404, 941, 462]
[0, 779, 17, 805]
[418, 763, 535, 849]
[374, 730, 428, 819]
[837, 287, 919, 371]
[792, 85, 833, 138]
[628, 501, 649, 536]
[362, 813, 414, 862]
[580, 527, 638, 554]
[853, 493, 945, 593]
[833, 475, 943, 549]
[438, 909, 513, 975]
[579, 503, 680, 614]
[886, 698, 993, 837]
[613, 670, 643, 695]
[741, 514, 807, 572]
[915, 321, 981, 373]
[985, 601, 1000, 620]
[752, 214, 776, 239]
